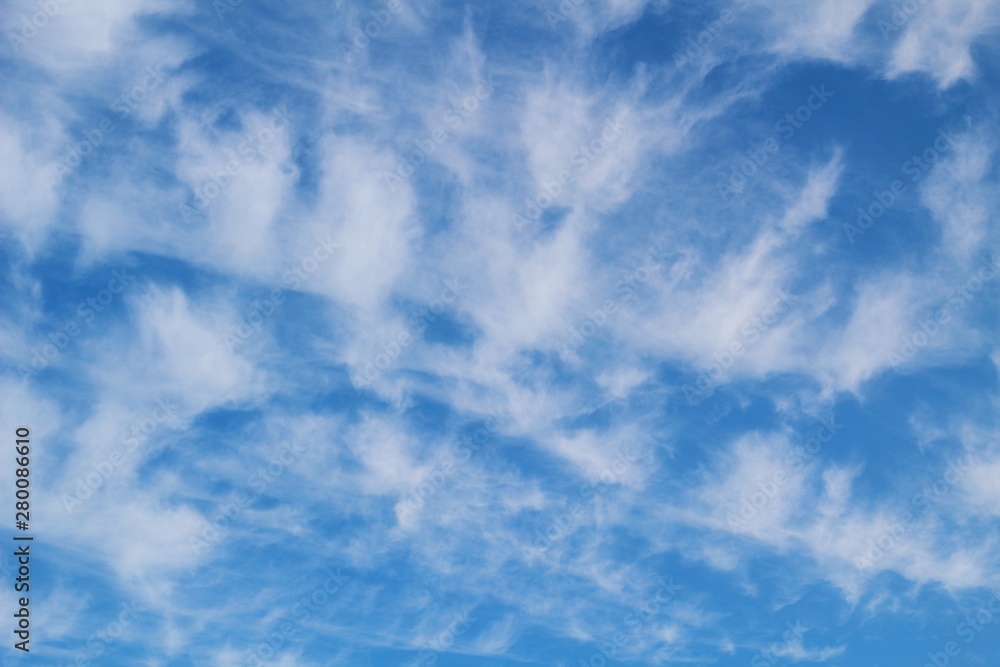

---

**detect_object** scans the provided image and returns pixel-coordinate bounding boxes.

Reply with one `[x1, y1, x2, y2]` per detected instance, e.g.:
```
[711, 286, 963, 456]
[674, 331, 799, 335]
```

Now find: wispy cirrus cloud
[1, 0, 999, 665]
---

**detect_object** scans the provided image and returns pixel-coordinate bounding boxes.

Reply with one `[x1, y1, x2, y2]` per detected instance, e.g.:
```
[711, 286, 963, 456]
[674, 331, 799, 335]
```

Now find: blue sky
[1, 0, 999, 665]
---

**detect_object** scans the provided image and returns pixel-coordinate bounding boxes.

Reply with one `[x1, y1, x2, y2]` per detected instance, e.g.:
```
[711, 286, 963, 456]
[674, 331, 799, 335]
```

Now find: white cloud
[758, 0, 877, 61]
[310, 135, 419, 312]
[887, 0, 1000, 88]
[824, 272, 922, 391]
[0, 115, 63, 252]
[4, 0, 188, 73]
[919, 126, 997, 258]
